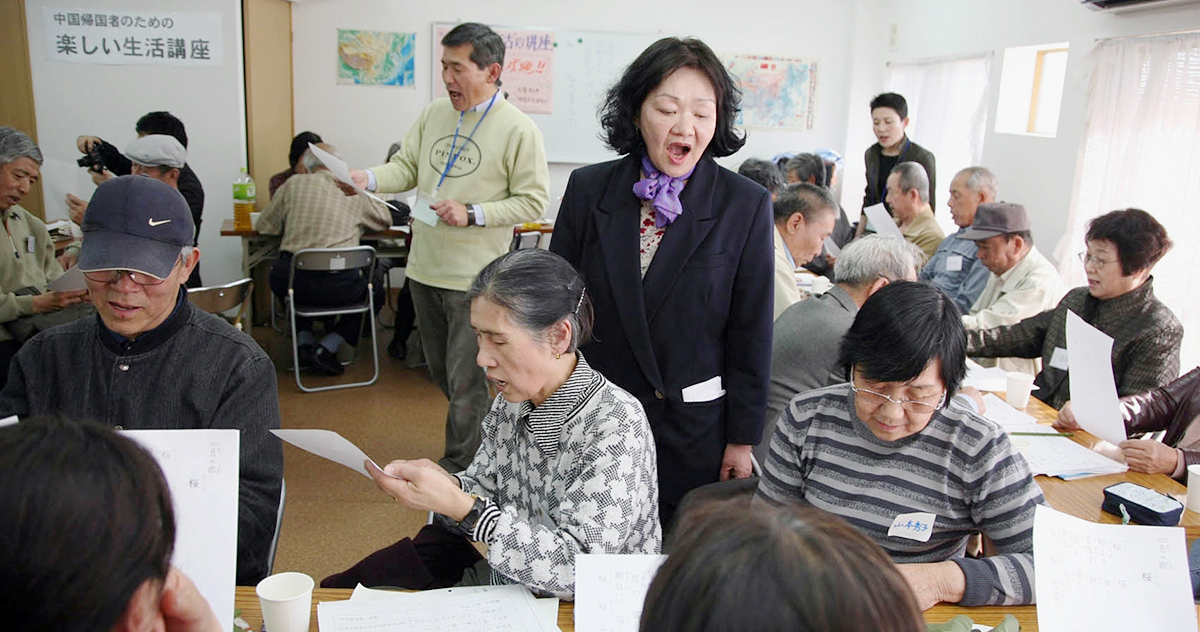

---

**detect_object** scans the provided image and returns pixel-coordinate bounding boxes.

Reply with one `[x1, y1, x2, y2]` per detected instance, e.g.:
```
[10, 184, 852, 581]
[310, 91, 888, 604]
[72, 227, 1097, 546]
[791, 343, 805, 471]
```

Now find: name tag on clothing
[888, 512, 936, 542]
[25, 235, 34, 253]
[681, 375, 725, 403]
[1049, 346, 1070, 370]
[945, 255, 963, 272]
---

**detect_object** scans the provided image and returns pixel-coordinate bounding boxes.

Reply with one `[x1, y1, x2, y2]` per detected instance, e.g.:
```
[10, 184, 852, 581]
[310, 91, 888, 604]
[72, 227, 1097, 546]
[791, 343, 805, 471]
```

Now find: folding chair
[286, 246, 379, 392]
[186, 278, 253, 331]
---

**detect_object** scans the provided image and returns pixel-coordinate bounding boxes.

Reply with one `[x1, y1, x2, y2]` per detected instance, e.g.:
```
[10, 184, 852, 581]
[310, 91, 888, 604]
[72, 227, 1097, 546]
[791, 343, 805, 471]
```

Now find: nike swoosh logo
[148, 218, 172, 226]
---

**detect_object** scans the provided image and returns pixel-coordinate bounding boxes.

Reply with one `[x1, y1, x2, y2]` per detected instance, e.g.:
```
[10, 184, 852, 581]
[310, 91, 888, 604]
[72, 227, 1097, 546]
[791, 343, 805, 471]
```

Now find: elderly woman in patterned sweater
[349, 249, 661, 600]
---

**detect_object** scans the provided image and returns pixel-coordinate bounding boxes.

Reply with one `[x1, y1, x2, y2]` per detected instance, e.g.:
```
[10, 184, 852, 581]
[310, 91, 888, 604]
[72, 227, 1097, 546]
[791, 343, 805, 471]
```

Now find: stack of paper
[1033, 505, 1197, 631]
[1012, 433, 1127, 478]
[318, 584, 557, 631]
[962, 360, 1009, 393]
[979, 394, 1037, 429]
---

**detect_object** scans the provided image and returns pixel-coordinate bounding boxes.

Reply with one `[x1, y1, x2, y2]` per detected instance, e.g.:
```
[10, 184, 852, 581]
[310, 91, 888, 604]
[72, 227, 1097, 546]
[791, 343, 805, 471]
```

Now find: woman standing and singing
[550, 37, 774, 526]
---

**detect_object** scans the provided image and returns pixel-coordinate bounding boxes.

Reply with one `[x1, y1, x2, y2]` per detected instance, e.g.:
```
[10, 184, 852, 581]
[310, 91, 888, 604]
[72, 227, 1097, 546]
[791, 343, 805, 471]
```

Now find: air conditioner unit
[1083, 0, 1200, 12]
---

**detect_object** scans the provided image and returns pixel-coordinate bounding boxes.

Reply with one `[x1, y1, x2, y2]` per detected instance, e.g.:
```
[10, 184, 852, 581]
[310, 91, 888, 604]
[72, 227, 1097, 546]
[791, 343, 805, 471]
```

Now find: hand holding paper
[1064, 311, 1127, 446]
[861, 203, 904, 239]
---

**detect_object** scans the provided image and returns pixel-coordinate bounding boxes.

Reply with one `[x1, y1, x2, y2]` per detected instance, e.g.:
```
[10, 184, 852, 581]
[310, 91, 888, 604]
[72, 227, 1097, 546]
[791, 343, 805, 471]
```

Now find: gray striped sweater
[756, 383, 1044, 606]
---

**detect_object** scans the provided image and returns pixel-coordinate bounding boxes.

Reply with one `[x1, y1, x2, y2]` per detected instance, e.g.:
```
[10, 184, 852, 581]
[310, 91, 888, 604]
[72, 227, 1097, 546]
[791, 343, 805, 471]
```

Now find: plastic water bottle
[233, 168, 256, 231]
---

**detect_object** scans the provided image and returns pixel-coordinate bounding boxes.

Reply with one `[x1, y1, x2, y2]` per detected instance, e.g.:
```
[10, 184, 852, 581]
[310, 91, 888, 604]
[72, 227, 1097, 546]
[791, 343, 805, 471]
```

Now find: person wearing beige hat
[960, 202, 1064, 375]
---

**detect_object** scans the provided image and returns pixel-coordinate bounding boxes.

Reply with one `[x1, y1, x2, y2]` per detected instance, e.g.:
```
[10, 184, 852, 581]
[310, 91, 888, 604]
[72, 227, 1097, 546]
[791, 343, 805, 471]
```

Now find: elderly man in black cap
[961, 202, 1064, 375]
[0, 175, 282, 584]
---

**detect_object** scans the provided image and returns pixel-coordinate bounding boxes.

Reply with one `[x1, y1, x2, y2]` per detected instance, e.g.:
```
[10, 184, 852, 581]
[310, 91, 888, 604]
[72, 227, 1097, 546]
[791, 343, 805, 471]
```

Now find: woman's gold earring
[555, 352, 561, 360]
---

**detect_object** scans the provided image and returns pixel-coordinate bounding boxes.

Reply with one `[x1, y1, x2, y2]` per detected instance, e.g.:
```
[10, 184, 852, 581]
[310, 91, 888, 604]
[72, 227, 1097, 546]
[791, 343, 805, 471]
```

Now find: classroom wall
[289, 0, 865, 216]
[24, 0, 248, 287]
[874, 0, 1200, 268]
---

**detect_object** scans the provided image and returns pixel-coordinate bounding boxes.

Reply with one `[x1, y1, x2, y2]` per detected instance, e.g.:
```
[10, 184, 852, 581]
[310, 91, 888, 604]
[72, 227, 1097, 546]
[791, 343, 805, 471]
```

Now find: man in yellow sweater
[351, 23, 550, 472]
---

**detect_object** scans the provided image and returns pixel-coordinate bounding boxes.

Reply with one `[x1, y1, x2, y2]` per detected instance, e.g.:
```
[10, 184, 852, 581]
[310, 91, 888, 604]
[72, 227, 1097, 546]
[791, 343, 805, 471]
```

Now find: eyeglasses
[1077, 252, 1116, 268]
[850, 376, 946, 413]
[82, 269, 170, 286]
[82, 257, 180, 286]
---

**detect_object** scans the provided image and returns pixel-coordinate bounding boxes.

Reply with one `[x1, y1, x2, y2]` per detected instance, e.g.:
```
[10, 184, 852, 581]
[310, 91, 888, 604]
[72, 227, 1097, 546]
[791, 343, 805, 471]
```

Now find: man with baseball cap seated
[61, 135, 201, 288]
[0, 175, 283, 584]
[960, 202, 1064, 375]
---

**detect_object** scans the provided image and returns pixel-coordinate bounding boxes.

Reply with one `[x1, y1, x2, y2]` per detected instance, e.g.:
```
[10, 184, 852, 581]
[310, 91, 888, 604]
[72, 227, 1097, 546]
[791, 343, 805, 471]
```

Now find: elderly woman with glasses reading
[757, 281, 1044, 610]
[967, 208, 1181, 410]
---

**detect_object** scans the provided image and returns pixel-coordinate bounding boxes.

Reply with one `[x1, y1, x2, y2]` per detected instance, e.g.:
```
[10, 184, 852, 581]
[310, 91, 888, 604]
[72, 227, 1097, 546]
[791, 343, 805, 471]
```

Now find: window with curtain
[886, 54, 992, 234]
[1061, 32, 1200, 371]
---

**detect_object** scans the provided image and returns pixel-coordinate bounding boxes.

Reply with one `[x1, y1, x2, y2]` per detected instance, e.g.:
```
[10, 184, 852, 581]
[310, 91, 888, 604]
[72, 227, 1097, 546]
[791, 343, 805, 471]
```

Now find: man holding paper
[0, 176, 283, 585]
[258, 143, 392, 375]
[349, 23, 550, 472]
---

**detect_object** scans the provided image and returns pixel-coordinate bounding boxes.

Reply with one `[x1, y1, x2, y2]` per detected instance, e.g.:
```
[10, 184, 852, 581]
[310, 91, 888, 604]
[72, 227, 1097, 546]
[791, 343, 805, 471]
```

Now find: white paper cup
[1187, 465, 1200, 514]
[1005, 372, 1036, 409]
[249, 212, 262, 230]
[256, 572, 313, 632]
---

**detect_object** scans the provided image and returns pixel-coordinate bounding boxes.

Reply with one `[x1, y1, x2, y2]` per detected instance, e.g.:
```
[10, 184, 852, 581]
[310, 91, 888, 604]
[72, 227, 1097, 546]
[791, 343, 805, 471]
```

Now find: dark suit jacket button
[654, 390, 664, 399]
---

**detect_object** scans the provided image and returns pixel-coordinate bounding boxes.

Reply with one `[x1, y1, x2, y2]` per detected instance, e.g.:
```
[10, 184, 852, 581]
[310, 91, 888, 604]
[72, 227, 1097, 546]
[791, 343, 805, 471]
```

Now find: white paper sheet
[349, 584, 561, 632]
[1013, 433, 1127, 478]
[823, 236, 841, 257]
[1065, 311, 1127, 445]
[410, 192, 441, 227]
[123, 429, 239, 625]
[574, 554, 667, 632]
[861, 203, 904, 239]
[307, 142, 389, 205]
[962, 359, 1009, 393]
[980, 393, 1037, 428]
[48, 265, 87, 292]
[271, 428, 396, 479]
[1033, 505, 1197, 632]
[318, 584, 552, 631]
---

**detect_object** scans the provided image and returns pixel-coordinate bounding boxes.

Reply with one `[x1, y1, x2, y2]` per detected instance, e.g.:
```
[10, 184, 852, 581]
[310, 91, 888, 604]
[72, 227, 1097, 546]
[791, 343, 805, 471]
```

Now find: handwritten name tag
[1049, 346, 1069, 371]
[888, 512, 936, 542]
[945, 255, 963, 272]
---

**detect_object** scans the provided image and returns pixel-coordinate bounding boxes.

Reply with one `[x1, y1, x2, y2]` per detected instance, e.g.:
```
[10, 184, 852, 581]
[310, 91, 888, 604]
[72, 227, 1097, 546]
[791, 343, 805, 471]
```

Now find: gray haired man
[758, 235, 924, 465]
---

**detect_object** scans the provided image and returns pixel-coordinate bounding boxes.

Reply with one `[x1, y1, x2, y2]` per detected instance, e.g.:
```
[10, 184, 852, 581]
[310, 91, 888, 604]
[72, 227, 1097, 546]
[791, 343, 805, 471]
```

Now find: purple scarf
[632, 155, 693, 228]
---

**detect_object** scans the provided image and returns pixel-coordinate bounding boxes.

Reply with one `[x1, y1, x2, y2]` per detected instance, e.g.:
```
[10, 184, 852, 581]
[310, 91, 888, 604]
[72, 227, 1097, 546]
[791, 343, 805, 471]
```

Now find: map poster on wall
[433, 24, 555, 115]
[724, 54, 819, 130]
[42, 8, 223, 66]
[338, 29, 416, 87]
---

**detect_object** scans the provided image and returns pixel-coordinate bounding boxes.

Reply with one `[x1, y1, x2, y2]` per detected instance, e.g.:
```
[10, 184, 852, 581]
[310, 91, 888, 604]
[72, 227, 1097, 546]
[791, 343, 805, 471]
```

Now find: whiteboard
[433, 23, 658, 164]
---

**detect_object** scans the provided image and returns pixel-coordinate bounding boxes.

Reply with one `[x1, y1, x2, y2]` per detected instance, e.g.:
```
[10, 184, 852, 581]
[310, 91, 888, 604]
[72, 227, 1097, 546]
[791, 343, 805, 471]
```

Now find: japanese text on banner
[43, 8, 224, 67]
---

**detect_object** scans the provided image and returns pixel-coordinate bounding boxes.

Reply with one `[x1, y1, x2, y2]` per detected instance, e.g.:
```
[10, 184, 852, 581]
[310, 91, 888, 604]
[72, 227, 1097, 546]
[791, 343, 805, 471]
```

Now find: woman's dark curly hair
[599, 37, 745, 158]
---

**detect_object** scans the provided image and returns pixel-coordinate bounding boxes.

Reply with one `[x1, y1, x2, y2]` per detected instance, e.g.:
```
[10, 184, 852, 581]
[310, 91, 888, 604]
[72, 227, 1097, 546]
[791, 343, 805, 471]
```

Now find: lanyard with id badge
[411, 92, 498, 226]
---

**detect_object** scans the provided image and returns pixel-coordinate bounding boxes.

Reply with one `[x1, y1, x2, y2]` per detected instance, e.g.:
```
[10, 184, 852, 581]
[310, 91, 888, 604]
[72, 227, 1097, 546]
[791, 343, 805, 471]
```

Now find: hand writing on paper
[718, 443, 754, 481]
[1119, 439, 1179, 475]
[367, 458, 475, 521]
[349, 169, 369, 190]
[897, 561, 967, 611]
[1053, 401, 1081, 431]
[432, 199, 469, 227]
[159, 567, 224, 632]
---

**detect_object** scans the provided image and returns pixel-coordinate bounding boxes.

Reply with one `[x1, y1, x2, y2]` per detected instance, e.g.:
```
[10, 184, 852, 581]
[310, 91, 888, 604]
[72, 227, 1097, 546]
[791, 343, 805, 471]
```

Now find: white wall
[877, 0, 1200, 266]
[25, 0, 248, 286]
[290, 0, 862, 216]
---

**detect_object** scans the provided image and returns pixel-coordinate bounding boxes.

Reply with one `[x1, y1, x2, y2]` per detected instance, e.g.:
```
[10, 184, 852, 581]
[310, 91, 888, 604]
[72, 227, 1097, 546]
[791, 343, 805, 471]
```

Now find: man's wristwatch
[457, 494, 488, 535]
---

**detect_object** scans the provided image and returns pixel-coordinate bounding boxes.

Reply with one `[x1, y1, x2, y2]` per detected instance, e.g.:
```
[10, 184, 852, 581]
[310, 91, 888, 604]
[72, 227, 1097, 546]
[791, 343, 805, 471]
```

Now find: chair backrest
[187, 278, 253, 330]
[291, 246, 375, 274]
[510, 228, 542, 251]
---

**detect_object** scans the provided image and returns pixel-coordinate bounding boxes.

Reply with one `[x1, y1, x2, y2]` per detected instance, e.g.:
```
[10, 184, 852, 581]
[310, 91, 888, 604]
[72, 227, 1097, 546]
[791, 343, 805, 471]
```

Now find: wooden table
[233, 587, 1047, 631]
[1017, 395, 1200, 537]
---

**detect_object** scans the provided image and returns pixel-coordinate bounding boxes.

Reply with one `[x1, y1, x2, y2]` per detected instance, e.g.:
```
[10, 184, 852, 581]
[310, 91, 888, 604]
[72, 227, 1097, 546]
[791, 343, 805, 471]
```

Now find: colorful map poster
[433, 24, 555, 115]
[338, 29, 415, 87]
[724, 54, 818, 130]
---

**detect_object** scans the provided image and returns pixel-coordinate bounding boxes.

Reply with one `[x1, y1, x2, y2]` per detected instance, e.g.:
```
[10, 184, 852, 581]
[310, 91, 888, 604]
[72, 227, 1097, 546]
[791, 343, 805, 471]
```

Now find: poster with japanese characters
[42, 8, 223, 67]
[433, 24, 555, 115]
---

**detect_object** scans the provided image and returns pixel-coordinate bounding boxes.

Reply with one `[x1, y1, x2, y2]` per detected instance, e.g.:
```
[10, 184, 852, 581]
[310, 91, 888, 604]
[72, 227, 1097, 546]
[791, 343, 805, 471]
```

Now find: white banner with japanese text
[42, 8, 223, 66]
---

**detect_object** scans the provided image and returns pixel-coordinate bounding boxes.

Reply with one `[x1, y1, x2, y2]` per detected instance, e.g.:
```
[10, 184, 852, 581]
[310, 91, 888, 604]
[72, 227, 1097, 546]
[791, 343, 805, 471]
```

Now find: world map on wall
[337, 29, 416, 87]
[724, 54, 819, 130]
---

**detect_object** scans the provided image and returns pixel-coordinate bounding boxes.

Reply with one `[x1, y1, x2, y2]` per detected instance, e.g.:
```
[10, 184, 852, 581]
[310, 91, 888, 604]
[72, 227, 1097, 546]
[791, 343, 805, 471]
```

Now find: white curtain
[886, 54, 992, 233]
[1061, 33, 1200, 372]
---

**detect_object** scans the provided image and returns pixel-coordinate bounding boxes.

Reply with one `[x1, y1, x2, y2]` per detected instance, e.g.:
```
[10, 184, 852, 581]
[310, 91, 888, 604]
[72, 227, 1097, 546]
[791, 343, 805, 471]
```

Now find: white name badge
[945, 254, 963, 272]
[888, 512, 936, 542]
[1049, 346, 1070, 371]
